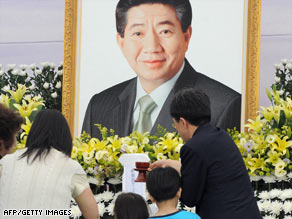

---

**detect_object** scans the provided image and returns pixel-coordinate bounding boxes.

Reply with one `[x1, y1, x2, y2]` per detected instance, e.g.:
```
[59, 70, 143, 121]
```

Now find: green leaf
[266, 88, 273, 102]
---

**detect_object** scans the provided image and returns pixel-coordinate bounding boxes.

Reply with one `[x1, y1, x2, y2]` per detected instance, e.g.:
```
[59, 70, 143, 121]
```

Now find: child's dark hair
[114, 192, 149, 219]
[146, 166, 181, 202]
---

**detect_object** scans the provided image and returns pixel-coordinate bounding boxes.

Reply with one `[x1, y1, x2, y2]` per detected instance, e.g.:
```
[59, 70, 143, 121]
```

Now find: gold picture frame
[62, 0, 261, 136]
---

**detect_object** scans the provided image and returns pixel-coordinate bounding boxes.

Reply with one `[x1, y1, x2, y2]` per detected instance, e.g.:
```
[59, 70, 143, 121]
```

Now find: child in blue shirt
[146, 166, 200, 219]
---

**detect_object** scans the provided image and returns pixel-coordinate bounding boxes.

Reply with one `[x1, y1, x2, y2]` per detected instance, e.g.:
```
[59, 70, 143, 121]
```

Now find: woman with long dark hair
[0, 109, 99, 219]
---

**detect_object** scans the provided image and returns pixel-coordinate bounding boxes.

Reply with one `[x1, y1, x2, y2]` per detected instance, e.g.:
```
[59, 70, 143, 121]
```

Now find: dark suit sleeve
[82, 98, 93, 136]
[180, 144, 207, 207]
[216, 95, 241, 131]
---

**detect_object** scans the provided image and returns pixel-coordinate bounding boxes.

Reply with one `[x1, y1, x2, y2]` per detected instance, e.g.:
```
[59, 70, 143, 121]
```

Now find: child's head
[146, 166, 181, 203]
[114, 192, 149, 219]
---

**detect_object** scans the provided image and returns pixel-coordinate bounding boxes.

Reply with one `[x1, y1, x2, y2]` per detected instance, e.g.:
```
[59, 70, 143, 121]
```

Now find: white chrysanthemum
[50, 62, 56, 69]
[261, 200, 272, 212]
[70, 205, 81, 217]
[57, 70, 63, 75]
[183, 205, 197, 213]
[97, 202, 105, 217]
[258, 191, 270, 200]
[284, 216, 292, 219]
[287, 172, 292, 179]
[29, 63, 36, 70]
[142, 137, 149, 144]
[121, 136, 131, 145]
[263, 216, 277, 219]
[262, 176, 276, 183]
[266, 135, 277, 144]
[120, 144, 128, 153]
[282, 58, 288, 65]
[283, 201, 292, 214]
[275, 168, 287, 178]
[107, 202, 115, 216]
[269, 200, 283, 215]
[112, 192, 123, 202]
[274, 76, 281, 83]
[43, 82, 49, 89]
[12, 69, 18, 75]
[51, 92, 57, 98]
[107, 177, 122, 185]
[19, 64, 27, 69]
[95, 150, 108, 161]
[274, 64, 281, 70]
[0, 70, 4, 76]
[55, 81, 62, 89]
[2, 85, 10, 92]
[257, 201, 265, 212]
[250, 175, 261, 182]
[269, 189, 282, 199]
[40, 62, 49, 67]
[20, 70, 26, 76]
[35, 69, 42, 75]
[29, 84, 35, 90]
[287, 63, 292, 71]
[279, 189, 292, 201]
[100, 191, 114, 202]
[7, 64, 16, 69]
[278, 90, 284, 95]
[127, 145, 138, 153]
[87, 167, 94, 174]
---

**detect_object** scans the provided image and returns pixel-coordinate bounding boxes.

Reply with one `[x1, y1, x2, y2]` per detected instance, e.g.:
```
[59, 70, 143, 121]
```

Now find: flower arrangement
[0, 62, 63, 111]
[69, 189, 292, 219]
[272, 59, 292, 100]
[72, 125, 184, 184]
[0, 84, 44, 149]
[229, 58, 292, 182]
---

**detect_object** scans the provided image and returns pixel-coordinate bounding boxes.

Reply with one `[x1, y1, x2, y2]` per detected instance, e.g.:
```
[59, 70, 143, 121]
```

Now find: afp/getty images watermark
[3, 209, 72, 217]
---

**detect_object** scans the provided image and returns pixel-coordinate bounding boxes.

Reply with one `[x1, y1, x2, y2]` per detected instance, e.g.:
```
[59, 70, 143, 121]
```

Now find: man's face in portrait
[117, 3, 192, 88]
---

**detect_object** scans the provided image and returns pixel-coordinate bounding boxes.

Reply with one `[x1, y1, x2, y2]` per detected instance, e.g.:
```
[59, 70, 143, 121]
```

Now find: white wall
[259, 0, 292, 107]
[0, 0, 64, 68]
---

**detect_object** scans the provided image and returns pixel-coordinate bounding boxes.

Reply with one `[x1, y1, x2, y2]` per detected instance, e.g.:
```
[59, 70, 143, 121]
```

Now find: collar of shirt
[132, 61, 185, 131]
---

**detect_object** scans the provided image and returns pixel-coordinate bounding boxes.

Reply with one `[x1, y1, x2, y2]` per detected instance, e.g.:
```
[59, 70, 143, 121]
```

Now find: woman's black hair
[20, 109, 72, 163]
[114, 192, 149, 219]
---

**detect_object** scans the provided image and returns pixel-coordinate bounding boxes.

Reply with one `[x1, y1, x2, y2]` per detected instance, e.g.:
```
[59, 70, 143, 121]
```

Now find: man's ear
[116, 33, 124, 49]
[180, 117, 189, 128]
[183, 26, 192, 51]
[148, 193, 157, 203]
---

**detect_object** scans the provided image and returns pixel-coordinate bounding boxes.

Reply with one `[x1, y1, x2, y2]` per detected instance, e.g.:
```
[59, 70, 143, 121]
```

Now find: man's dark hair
[116, 0, 192, 37]
[114, 192, 149, 219]
[146, 166, 181, 202]
[20, 109, 73, 163]
[170, 88, 211, 126]
[0, 103, 24, 151]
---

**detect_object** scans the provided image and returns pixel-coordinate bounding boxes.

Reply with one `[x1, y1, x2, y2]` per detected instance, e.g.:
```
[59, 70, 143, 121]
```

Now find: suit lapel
[151, 59, 199, 135]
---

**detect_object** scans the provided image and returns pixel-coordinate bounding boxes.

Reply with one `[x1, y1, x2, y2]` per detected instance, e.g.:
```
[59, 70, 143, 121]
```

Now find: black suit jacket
[82, 59, 241, 138]
[180, 123, 261, 219]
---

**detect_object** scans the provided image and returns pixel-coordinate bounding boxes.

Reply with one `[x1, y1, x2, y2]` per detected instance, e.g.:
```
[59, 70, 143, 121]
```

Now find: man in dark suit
[150, 88, 261, 219]
[82, 0, 241, 139]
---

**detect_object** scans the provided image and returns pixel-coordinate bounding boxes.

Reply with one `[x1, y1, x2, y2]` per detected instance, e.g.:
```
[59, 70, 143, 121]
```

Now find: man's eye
[133, 32, 142, 36]
[161, 30, 170, 35]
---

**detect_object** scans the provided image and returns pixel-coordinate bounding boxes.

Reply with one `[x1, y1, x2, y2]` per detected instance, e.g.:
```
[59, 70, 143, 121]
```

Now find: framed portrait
[63, 0, 261, 136]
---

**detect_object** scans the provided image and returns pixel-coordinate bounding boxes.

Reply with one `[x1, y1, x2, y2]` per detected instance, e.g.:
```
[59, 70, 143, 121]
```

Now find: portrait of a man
[82, 0, 241, 139]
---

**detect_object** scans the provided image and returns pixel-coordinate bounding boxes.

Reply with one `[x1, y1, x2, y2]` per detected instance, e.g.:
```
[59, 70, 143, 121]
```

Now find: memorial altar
[1, 59, 292, 218]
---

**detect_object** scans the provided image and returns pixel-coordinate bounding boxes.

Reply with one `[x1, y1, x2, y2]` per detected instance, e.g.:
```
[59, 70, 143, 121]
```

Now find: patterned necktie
[133, 95, 157, 134]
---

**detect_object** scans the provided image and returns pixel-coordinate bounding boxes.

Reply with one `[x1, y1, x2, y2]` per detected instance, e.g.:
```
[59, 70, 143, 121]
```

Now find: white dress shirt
[132, 61, 185, 131]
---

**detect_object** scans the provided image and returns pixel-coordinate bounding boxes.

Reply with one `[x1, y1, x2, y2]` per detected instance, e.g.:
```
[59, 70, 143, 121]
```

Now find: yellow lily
[272, 136, 292, 155]
[245, 115, 263, 133]
[7, 84, 27, 103]
[13, 100, 38, 118]
[0, 94, 10, 107]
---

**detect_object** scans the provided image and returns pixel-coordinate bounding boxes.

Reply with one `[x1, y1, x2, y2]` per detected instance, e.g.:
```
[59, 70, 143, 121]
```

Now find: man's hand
[149, 159, 182, 175]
